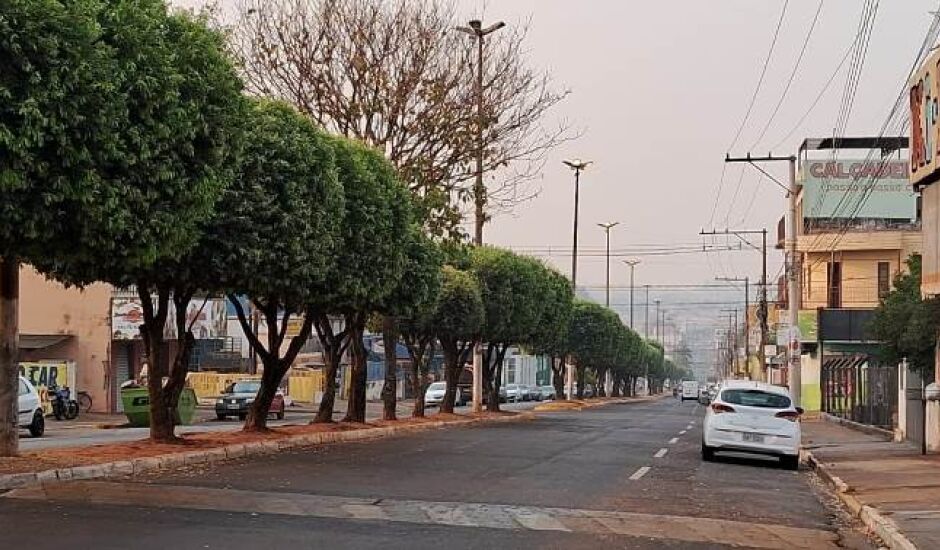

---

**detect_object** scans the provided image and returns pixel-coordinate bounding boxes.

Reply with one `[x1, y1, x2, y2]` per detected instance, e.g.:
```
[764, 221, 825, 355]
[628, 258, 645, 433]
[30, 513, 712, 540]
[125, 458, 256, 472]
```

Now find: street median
[533, 394, 664, 412]
[0, 411, 533, 491]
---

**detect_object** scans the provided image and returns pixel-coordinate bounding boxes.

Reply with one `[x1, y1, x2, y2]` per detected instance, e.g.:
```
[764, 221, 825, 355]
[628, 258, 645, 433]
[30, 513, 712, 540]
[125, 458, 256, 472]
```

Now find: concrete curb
[818, 412, 895, 440]
[0, 412, 535, 492]
[804, 450, 918, 550]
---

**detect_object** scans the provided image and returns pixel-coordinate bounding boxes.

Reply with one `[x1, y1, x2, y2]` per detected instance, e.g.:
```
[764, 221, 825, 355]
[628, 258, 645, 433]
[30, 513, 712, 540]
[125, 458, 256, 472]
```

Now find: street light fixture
[456, 19, 505, 246]
[622, 259, 640, 328]
[564, 159, 592, 290]
[456, 19, 505, 414]
[597, 222, 619, 307]
[562, 158, 591, 402]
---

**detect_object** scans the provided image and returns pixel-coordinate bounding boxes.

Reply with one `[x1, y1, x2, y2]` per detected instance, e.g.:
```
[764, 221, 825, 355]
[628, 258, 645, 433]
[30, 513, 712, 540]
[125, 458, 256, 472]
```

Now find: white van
[681, 380, 699, 402]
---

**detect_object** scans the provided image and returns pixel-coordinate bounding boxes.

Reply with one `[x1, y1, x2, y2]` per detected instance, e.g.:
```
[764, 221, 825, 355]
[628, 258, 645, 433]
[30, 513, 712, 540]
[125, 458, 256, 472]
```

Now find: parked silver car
[504, 384, 525, 403]
[538, 385, 556, 400]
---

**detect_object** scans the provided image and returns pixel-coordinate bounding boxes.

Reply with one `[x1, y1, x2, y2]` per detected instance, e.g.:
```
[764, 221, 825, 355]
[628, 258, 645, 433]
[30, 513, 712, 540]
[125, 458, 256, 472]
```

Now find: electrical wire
[749, 0, 826, 150]
[727, 0, 790, 152]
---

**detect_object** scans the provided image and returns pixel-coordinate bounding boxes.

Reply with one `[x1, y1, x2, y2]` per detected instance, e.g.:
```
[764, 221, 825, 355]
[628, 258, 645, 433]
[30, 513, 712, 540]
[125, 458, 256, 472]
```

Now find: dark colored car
[215, 380, 285, 421]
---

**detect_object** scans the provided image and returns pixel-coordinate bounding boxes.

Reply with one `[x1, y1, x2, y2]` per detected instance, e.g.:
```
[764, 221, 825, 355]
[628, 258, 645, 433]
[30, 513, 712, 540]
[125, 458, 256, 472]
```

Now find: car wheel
[780, 455, 800, 471]
[29, 411, 45, 438]
[276, 409, 285, 420]
[216, 413, 227, 421]
[701, 442, 715, 462]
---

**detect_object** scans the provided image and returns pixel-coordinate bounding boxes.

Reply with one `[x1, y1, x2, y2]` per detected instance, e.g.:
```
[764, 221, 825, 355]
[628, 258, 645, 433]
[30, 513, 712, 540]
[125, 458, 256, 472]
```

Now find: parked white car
[423, 382, 467, 407]
[702, 380, 802, 469]
[504, 384, 525, 403]
[18, 376, 45, 437]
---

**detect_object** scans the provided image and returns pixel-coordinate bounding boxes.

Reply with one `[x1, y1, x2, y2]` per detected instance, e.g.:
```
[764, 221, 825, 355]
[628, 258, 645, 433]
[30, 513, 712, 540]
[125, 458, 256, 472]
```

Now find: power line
[727, 0, 790, 152]
[749, 0, 826, 150]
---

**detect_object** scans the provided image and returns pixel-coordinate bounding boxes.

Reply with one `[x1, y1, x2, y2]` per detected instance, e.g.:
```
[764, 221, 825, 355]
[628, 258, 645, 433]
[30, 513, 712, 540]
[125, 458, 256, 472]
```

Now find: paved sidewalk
[803, 418, 940, 549]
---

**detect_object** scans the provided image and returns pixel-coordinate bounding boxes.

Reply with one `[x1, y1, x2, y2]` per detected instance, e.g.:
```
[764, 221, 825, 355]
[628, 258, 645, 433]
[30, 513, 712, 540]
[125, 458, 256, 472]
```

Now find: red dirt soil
[0, 413, 487, 476]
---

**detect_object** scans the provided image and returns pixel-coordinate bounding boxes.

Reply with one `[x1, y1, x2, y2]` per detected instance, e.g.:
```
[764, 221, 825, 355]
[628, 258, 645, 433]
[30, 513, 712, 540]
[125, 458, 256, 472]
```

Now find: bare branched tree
[227, 0, 572, 236]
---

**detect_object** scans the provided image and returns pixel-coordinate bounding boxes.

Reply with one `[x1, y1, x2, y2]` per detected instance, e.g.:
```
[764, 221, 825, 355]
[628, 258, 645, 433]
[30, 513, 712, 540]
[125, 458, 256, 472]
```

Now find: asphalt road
[0, 398, 872, 549]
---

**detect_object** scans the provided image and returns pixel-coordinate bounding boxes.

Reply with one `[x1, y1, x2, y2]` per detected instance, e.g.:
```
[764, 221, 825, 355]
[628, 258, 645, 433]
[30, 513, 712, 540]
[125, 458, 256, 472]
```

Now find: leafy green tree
[223, 100, 344, 431]
[432, 266, 484, 414]
[310, 138, 412, 424]
[470, 247, 549, 411]
[870, 255, 940, 377]
[0, 0, 245, 450]
[527, 270, 574, 399]
[375, 230, 443, 420]
[567, 300, 622, 399]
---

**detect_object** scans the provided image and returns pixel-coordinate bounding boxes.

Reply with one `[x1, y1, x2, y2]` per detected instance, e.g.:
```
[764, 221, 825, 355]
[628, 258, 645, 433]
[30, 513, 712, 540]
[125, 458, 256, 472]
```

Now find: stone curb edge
[818, 412, 895, 440]
[0, 411, 535, 492]
[804, 450, 918, 550]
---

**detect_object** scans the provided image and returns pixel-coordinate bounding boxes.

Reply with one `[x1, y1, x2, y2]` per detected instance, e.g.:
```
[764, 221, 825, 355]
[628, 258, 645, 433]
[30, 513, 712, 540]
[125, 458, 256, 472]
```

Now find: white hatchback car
[18, 376, 45, 437]
[701, 381, 802, 470]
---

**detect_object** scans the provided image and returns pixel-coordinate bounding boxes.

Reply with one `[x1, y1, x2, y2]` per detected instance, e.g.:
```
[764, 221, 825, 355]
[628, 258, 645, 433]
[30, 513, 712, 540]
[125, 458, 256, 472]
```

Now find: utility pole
[724, 154, 800, 406]
[457, 18, 505, 414]
[598, 222, 619, 307]
[700, 228, 768, 379]
[716, 277, 749, 378]
[563, 159, 592, 401]
[644, 286, 650, 338]
[654, 299, 661, 342]
[623, 260, 640, 328]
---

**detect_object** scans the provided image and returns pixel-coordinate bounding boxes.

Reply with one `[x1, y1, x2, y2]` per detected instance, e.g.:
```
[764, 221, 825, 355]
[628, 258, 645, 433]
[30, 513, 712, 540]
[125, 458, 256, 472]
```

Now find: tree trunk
[410, 338, 433, 418]
[160, 291, 198, 434]
[487, 344, 508, 413]
[312, 314, 349, 424]
[576, 366, 585, 399]
[631, 376, 638, 397]
[551, 356, 565, 401]
[343, 314, 367, 423]
[244, 356, 285, 431]
[440, 338, 459, 413]
[140, 286, 176, 443]
[380, 315, 398, 421]
[610, 374, 621, 397]
[596, 369, 607, 397]
[484, 343, 499, 412]
[0, 257, 19, 457]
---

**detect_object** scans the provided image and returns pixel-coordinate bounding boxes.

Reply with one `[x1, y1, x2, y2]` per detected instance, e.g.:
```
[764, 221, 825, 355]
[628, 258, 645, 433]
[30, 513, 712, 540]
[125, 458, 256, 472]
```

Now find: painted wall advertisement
[18, 360, 76, 414]
[800, 159, 915, 220]
[111, 298, 226, 340]
[910, 47, 940, 295]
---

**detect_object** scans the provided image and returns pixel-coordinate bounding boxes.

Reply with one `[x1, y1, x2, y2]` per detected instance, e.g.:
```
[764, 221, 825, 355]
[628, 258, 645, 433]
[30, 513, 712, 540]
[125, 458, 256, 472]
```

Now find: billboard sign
[801, 159, 914, 220]
[111, 297, 226, 340]
[910, 47, 940, 187]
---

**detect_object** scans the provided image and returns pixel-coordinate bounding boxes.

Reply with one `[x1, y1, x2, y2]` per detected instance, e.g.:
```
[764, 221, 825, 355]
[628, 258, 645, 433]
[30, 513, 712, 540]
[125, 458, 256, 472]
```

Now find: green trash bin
[120, 386, 198, 427]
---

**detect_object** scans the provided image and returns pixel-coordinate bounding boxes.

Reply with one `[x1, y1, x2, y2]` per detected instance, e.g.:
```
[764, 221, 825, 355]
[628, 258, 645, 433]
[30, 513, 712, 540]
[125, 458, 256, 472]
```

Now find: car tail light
[711, 403, 735, 414]
[775, 410, 800, 422]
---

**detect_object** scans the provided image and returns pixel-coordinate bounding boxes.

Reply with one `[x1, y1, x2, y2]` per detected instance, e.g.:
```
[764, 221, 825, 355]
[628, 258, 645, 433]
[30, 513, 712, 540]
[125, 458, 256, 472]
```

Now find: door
[905, 367, 927, 450]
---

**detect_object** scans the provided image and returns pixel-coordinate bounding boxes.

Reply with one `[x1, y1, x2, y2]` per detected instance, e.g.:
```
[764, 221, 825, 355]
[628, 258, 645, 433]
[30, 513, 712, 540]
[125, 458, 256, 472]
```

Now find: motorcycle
[48, 385, 79, 420]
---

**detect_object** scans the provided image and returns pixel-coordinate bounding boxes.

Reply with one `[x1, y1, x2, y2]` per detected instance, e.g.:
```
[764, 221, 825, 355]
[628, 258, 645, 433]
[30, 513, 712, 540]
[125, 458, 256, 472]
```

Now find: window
[827, 261, 842, 308]
[878, 262, 891, 299]
[506, 358, 516, 384]
[18, 380, 29, 396]
[720, 389, 791, 409]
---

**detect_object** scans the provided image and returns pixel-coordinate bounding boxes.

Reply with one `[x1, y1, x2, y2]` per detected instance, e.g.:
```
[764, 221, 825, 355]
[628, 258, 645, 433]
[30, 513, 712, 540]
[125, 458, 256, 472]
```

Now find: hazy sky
[177, 0, 936, 349]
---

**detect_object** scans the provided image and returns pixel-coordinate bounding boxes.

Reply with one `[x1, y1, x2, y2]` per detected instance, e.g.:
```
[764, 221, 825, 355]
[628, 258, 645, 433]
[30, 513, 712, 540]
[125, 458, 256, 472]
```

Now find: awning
[823, 355, 868, 370]
[18, 334, 73, 350]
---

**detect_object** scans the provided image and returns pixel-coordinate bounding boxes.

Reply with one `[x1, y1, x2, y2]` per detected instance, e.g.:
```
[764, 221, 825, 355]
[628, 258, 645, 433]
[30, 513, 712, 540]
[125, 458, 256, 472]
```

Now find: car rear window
[428, 382, 445, 390]
[232, 382, 261, 394]
[721, 389, 791, 409]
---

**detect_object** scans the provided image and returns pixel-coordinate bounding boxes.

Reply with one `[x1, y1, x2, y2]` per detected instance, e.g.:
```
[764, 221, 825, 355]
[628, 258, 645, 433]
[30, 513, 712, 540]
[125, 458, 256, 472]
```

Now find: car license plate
[227, 404, 240, 409]
[742, 432, 765, 443]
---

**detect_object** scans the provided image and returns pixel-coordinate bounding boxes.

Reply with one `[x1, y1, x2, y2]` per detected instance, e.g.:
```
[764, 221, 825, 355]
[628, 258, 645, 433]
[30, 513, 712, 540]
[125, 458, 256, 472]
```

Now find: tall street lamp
[456, 19, 504, 414]
[563, 159, 592, 290]
[563, 158, 591, 401]
[597, 222, 619, 307]
[623, 259, 640, 328]
[457, 19, 505, 246]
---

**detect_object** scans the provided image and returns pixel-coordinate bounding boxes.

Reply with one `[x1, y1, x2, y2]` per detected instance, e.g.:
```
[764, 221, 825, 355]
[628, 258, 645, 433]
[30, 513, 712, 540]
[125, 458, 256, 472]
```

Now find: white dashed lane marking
[629, 466, 651, 481]
[654, 448, 668, 458]
[679, 430, 687, 435]
[668, 437, 678, 444]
